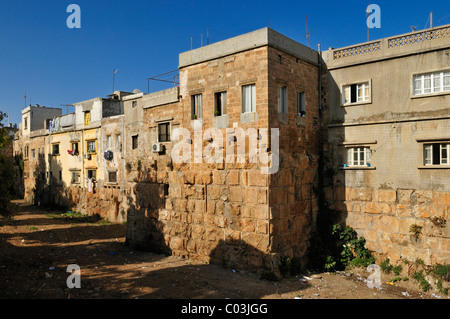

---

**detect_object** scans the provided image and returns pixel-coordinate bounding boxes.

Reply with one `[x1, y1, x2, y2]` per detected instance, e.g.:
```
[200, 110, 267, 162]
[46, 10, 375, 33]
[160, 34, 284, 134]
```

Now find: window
[108, 171, 117, 183]
[87, 140, 96, 153]
[132, 135, 138, 150]
[24, 117, 28, 130]
[424, 143, 450, 166]
[32, 149, 35, 159]
[242, 84, 256, 113]
[297, 91, 306, 116]
[84, 111, 91, 126]
[59, 171, 62, 181]
[343, 82, 370, 104]
[191, 94, 202, 119]
[132, 101, 137, 108]
[71, 142, 79, 155]
[347, 147, 371, 167]
[52, 144, 60, 156]
[277, 85, 288, 113]
[71, 171, 80, 184]
[158, 123, 170, 142]
[214, 91, 227, 116]
[414, 71, 450, 96]
[24, 146, 29, 158]
[116, 134, 122, 151]
[87, 169, 97, 180]
[106, 135, 112, 149]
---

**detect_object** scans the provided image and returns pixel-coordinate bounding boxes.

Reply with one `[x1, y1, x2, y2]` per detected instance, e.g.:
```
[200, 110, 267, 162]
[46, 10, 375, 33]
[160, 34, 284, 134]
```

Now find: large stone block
[349, 188, 372, 202]
[374, 189, 397, 203]
[248, 170, 268, 187]
[230, 186, 245, 202]
[433, 191, 450, 206]
[397, 189, 413, 204]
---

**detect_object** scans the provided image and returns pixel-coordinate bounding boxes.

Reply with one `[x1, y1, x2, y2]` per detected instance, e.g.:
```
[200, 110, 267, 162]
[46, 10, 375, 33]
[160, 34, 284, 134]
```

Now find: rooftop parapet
[179, 27, 319, 68]
[323, 23, 450, 69]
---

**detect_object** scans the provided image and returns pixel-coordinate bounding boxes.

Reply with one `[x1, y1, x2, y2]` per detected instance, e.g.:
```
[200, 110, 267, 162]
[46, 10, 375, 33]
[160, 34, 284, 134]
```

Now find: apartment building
[322, 24, 450, 265]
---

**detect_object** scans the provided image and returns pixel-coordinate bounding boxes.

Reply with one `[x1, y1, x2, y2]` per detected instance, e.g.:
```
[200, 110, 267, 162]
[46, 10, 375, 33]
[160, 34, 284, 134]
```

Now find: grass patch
[47, 210, 105, 224]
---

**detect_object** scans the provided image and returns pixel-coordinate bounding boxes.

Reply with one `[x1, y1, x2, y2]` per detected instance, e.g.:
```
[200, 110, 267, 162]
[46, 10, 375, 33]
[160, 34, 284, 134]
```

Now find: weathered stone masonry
[15, 26, 450, 273]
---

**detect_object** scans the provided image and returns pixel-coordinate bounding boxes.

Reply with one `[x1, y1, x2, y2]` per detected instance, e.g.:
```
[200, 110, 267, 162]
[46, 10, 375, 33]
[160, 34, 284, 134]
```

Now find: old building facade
[14, 25, 450, 273]
[322, 24, 450, 265]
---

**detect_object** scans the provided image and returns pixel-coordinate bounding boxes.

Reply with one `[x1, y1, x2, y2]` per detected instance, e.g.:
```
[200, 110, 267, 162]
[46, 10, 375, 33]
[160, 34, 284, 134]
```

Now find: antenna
[24, 91, 27, 108]
[112, 69, 119, 93]
[207, 29, 209, 45]
[306, 15, 310, 47]
[411, 26, 417, 32]
[60, 104, 74, 114]
[366, 3, 370, 42]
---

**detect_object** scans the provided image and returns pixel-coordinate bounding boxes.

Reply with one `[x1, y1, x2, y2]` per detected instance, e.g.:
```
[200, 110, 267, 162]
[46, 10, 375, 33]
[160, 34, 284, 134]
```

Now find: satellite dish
[133, 89, 142, 94]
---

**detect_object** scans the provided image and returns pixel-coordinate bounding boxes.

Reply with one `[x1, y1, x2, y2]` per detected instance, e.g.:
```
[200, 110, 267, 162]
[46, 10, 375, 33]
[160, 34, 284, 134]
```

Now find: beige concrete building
[322, 24, 450, 265]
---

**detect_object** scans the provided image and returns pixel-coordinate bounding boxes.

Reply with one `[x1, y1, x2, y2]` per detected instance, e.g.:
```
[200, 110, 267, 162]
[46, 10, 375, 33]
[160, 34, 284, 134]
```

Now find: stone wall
[326, 186, 450, 265]
[267, 46, 321, 262]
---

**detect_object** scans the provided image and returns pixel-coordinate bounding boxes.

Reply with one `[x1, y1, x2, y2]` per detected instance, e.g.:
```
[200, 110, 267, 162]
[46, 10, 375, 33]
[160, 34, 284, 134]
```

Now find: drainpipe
[314, 43, 323, 233]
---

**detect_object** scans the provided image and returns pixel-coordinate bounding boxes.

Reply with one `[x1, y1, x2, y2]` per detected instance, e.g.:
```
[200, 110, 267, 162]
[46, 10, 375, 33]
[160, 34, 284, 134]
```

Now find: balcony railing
[332, 24, 450, 61]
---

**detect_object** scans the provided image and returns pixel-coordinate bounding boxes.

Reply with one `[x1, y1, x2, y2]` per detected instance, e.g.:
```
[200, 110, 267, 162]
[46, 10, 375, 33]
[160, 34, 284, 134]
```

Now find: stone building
[322, 24, 450, 265]
[125, 27, 322, 274]
[13, 24, 450, 274]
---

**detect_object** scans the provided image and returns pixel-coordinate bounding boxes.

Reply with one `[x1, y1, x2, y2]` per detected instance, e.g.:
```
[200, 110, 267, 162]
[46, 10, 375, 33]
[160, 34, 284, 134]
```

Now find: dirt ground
[0, 200, 447, 300]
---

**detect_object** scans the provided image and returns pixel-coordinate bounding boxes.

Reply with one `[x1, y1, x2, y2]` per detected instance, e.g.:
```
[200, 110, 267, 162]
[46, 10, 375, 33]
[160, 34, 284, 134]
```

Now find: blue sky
[1, 0, 449, 125]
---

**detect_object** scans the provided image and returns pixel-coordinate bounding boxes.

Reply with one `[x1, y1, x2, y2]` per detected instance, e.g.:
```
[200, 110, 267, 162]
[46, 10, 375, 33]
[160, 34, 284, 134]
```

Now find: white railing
[388, 25, 450, 48]
[332, 24, 450, 60]
[333, 41, 381, 60]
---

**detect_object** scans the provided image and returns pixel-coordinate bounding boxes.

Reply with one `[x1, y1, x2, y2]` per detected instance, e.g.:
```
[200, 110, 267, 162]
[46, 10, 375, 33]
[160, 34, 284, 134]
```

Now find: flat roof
[179, 27, 319, 68]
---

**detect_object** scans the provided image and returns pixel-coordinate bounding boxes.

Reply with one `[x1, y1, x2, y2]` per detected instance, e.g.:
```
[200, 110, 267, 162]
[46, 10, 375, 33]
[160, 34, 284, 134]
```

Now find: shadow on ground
[0, 201, 311, 299]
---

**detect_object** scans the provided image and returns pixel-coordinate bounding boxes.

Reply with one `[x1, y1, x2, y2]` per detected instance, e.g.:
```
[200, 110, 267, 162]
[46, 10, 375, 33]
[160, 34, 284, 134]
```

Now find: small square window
[424, 143, 450, 166]
[84, 111, 91, 126]
[214, 91, 227, 116]
[87, 140, 96, 153]
[71, 171, 80, 184]
[242, 84, 256, 113]
[277, 85, 288, 113]
[106, 135, 112, 149]
[413, 71, 450, 96]
[347, 147, 371, 167]
[132, 135, 138, 150]
[87, 169, 96, 180]
[343, 82, 370, 105]
[297, 92, 306, 116]
[158, 123, 170, 142]
[52, 144, 60, 156]
[191, 94, 202, 119]
[71, 142, 79, 155]
[108, 171, 117, 183]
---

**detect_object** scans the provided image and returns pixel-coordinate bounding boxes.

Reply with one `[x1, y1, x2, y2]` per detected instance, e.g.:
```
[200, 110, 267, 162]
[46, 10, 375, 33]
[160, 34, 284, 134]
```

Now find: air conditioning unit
[152, 143, 165, 153]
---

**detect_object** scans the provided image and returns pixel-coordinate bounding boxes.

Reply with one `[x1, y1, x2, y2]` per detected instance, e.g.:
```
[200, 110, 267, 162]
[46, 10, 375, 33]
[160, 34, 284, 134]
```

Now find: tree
[0, 111, 16, 218]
